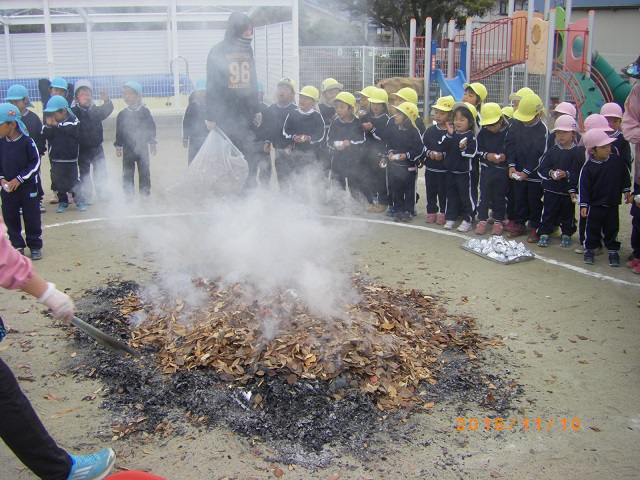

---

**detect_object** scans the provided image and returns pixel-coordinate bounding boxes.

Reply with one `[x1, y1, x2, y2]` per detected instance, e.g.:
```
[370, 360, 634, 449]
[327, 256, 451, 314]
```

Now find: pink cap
[583, 114, 614, 133]
[552, 115, 579, 132]
[583, 129, 616, 150]
[552, 102, 577, 118]
[600, 102, 623, 119]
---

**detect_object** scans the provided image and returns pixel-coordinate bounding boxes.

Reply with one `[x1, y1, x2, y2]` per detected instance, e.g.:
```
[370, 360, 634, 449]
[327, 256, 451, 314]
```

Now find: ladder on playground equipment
[553, 60, 613, 127]
[454, 16, 528, 81]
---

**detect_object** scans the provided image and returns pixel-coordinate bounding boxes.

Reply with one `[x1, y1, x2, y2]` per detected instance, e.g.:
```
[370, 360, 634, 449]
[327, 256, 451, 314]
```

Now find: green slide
[591, 51, 632, 108]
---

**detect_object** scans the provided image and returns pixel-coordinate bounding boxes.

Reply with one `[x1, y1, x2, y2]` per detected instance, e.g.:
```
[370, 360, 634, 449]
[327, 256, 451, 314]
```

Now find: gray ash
[68, 280, 521, 467]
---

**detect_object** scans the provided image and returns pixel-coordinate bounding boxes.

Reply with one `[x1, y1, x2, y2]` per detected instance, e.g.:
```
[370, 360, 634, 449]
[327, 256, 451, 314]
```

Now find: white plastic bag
[177, 128, 248, 197]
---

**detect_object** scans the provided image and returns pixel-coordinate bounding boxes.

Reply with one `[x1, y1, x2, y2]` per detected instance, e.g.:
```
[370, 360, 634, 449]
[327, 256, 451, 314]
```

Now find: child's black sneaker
[608, 251, 620, 267]
[30, 249, 42, 261]
[584, 249, 595, 265]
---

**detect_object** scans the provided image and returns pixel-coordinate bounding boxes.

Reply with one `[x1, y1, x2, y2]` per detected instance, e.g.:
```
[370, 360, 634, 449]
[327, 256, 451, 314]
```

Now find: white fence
[0, 24, 413, 113]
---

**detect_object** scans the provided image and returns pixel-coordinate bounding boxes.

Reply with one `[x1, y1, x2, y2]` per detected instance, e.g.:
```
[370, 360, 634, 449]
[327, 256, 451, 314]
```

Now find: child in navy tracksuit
[280, 86, 325, 196]
[535, 115, 583, 247]
[327, 92, 366, 200]
[71, 80, 114, 203]
[360, 88, 391, 212]
[318, 78, 342, 174]
[0, 104, 42, 259]
[114, 82, 157, 198]
[42, 96, 85, 211]
[267, 78, 298, 190]
[579, 129, 632, 267]
[601, 103, 632, 169]
[505, 94, 548, 241]
[475, 103, 510, 236]
[182, 78, 209, 166]
[247, 81, 272, 189]
[441, 102, 478, 232]
[6, 84, 46, 213]
[384, 102, 424, 222]
[423, 96, 454, 225]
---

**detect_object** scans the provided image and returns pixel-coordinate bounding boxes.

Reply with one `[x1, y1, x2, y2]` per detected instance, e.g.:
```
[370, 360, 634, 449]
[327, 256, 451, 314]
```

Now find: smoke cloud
[131, 169, 364, 325]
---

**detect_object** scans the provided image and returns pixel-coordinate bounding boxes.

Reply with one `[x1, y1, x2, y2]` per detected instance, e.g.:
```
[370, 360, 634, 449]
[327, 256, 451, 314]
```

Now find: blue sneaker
[538, 234, 550, 247]
[67, 448, 115, 480]
[56, 202, 69, 213]
[385, 207, 395, 217]
[561, 235, 571, 247]
[76, 203, 87, 212]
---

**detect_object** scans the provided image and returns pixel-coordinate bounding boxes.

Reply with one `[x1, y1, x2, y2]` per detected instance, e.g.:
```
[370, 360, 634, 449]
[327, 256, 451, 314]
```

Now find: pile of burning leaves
[120, 277, 499, 412]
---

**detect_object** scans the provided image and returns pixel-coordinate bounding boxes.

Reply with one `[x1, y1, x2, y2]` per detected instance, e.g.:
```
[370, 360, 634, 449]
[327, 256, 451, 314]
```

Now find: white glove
[253, 112, 262, 127]
[38, 283, 74, 323]
[205, 120, 216, 131]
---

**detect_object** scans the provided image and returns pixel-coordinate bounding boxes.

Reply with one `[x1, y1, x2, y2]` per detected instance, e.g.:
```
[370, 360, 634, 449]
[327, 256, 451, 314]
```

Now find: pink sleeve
[621, 84, 640, 144]
[0, 222, 33, 290]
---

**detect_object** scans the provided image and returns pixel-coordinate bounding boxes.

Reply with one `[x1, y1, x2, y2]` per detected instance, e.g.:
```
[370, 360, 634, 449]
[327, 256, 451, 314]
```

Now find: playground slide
[592, 51, 632, 107]
[434, 70, 467, 102]
[558, 52, 632, 121]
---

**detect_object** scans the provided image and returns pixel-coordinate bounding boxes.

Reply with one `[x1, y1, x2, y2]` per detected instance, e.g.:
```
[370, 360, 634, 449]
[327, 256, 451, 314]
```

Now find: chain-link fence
[298, 46, 410, 94]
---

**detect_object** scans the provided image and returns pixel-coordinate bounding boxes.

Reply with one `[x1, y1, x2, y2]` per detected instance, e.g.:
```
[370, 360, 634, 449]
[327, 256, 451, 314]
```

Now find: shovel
[71, 316, 141, 358]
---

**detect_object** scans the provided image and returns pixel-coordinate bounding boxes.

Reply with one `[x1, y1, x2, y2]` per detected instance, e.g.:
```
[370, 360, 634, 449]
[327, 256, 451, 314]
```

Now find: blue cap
[195, 78, 206, 91]
[122, 81, 142, 95]
[5, 85, 34, 108]
[6, 85, 29, 101]
[49, 77, 68, 90]
[44, 95, 70, 113]
[0, 103, 29, 136]
[258, 81, 264, 93]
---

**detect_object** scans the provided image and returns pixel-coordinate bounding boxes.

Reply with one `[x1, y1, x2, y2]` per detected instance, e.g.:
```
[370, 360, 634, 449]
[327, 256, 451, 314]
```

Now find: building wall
[571, 9, 640, 71]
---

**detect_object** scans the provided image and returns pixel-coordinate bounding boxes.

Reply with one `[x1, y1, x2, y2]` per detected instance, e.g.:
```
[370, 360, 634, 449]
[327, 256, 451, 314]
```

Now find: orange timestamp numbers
[456, 417, 581, 432]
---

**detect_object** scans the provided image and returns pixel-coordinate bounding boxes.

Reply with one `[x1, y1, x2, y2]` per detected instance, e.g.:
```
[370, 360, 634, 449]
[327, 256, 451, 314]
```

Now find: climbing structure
[413, 8, 631, 126]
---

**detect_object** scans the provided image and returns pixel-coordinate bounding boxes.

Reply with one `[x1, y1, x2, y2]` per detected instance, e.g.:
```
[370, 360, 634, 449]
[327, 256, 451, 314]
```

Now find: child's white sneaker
[457, 220, 472, 232]
[443, 220, 455, 230]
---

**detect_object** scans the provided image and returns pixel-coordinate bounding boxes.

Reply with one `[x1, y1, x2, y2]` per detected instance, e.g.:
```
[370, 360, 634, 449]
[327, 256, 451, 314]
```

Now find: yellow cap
[277, 77, 297, 91]
[391, 87, 418, 105]
[452, 101, 478, 120]
[431, 95, 455, 112]
[509, 87, 535, 102]
[396, 102, 419, 125]
[501, 106, 514, 118]
[321, 78, 343, 93]
[478, 103, 504, 126]
[513, 93, 546, 122]
[463, 82, 488, 102]
[298, 86, 319, 102]
[367, 88, 388, 104]
[332, 91, 356, 108]
[357, 86, 377, 98]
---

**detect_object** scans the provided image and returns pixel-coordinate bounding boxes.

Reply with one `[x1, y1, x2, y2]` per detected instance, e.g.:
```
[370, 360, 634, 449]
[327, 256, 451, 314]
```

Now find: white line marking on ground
[43, 212, 640, 288]
[325, 215, 640, 288]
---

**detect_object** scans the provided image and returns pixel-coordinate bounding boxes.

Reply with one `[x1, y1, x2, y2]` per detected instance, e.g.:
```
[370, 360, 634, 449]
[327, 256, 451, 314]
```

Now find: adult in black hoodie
[206, 11, 261, 163]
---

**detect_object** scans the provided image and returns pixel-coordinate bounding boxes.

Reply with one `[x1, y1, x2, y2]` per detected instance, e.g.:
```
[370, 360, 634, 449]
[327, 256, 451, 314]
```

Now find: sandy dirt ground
[0, 126, 638, 480]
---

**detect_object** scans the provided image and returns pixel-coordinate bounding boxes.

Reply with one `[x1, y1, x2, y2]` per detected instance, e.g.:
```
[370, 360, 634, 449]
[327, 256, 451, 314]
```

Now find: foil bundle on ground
[461, 236, 535, 264]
